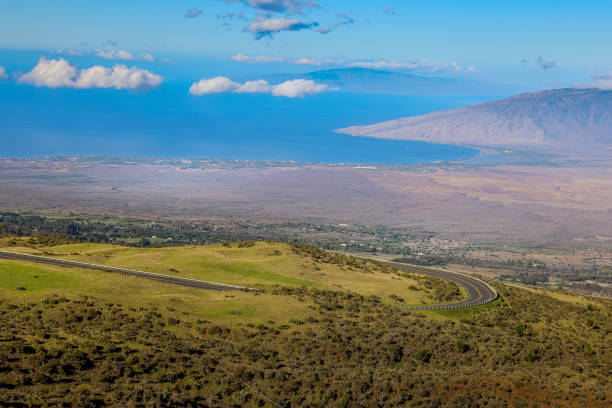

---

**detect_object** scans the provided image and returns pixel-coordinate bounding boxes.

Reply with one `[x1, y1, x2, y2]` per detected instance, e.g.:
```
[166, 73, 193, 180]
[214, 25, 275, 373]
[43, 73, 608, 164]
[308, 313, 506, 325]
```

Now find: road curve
[0, 250, 251, 291]
[369, 258, 497, 310]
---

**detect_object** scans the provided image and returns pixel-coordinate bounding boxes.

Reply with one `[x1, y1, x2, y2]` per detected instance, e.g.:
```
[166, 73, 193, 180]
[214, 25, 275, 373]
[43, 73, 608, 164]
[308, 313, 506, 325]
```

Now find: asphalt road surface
[0, 250, 249, 291]
[376, 259, 498, 309]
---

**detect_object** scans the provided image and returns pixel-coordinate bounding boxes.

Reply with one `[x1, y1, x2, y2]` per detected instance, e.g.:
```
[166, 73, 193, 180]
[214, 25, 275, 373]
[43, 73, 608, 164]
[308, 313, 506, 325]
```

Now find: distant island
[241, 67, 521, 96]
[338, 88, 612, 156]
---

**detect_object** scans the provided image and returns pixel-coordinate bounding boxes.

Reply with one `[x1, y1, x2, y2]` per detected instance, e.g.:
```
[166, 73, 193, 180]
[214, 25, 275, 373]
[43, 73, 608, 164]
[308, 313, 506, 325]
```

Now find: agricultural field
[0, 239, 610, 407]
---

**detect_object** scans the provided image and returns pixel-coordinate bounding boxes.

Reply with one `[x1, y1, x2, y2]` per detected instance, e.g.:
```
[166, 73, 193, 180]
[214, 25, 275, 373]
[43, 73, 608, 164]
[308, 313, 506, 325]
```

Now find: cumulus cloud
[244, 17, 317, 39]
[19, 58, 78, 88]
[19, 57, 163, 91]
[189, 77, 241, 95]
[232, 53, 285, 63]
[235, 79, 273, 93]
[316, 12, 354, 34]
[96, 49, 155, 62]
[537, 56, 557, 70]
[271, 79, 327, 97]
[185, 8, 203, 18]
[189, 76, 327, 97]
[225, 0, 318, 14]
[0, 66, 7, 79]
[347, 59, 477, 73]
[74, 65, 161, 90]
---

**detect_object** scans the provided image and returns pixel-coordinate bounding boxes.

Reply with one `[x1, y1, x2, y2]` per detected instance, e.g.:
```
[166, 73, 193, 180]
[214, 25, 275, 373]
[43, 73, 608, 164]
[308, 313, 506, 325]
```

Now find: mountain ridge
[337, 88, 612, 152]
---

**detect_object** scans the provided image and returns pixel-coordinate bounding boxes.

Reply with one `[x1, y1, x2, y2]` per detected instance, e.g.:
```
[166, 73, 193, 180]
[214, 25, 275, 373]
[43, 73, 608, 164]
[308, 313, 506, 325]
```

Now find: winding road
[361, 258, 498, 309]
[0, 250, 249, 291]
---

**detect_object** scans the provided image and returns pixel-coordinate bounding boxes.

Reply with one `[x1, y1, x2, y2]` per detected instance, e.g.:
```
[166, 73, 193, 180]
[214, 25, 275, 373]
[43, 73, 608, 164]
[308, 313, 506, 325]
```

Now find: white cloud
[0, 66, 8, 79]
[97, 49, 134, 60]
[347, 59, 477, 73]
[96, 49, 155, 62]
[231, 54, 343, 66]
[19, 57, 162, 91]
[235, 79, 273, 93]
[54, 49, 86, 56]
[229, 53, 477, 73]
[231, 54, 285, 63]
[139, 53, 155, 62]
[271, 79, 327, 97]
[189, 76, 241, 95]
[229, 54, 478, 73]
[19, 57, 78, 88]
[74, 65, 162, 90]
[244, 17, 317, 39]
[54, 48, 155, 62]
[291, 57, 324, 66]
[189, 77, 328, 97]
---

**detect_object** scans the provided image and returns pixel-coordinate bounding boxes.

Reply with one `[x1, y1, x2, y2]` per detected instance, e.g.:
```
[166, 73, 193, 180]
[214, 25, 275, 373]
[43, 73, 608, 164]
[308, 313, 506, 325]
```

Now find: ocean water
[0, 81, 484, 164]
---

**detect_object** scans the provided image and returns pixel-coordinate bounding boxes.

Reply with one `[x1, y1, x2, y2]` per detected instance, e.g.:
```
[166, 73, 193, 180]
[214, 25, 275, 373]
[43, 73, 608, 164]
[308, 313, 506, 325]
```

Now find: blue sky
[1, 0, 612, 88]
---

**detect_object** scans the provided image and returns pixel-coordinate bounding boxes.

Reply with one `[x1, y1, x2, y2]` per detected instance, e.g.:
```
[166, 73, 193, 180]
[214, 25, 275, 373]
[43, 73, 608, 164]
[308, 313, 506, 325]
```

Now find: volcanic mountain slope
[338, 88, 612, 151]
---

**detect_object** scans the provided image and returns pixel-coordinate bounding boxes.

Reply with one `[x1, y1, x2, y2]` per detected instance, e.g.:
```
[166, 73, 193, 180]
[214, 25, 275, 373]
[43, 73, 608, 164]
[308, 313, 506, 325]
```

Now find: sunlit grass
[0, 240, 456, 324]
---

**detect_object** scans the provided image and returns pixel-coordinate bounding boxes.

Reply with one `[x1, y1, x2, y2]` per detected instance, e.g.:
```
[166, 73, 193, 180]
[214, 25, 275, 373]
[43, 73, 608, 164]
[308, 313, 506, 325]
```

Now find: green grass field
[0, 240, 453, 324]
[0, 259, 319, 325]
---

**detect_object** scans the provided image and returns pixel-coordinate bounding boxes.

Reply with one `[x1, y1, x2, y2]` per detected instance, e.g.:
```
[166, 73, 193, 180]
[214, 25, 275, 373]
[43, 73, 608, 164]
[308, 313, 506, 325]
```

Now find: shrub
[456, 340, 470, 353]
[417, 349, 432, 362]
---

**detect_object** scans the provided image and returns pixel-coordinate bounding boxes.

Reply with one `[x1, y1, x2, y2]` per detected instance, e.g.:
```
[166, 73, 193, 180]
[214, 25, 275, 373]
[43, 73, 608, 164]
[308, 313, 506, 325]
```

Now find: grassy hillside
[0, 240, 610, 407]
[0, 240, 461, 323]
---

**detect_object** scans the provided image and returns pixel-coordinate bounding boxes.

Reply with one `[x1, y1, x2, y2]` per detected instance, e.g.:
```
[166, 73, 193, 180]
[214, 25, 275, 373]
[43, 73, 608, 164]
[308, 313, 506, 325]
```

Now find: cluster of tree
[0, 212, 422, 254]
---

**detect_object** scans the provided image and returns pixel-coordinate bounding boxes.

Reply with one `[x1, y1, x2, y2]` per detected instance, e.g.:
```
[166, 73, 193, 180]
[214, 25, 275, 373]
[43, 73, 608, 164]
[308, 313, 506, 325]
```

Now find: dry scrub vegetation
[0, 242, 610, 407]
[0, 285, 610, 407]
